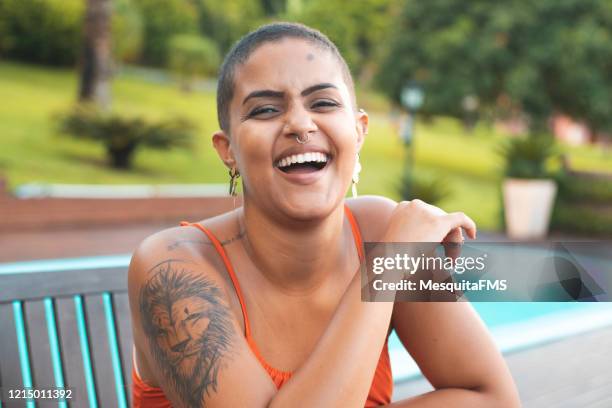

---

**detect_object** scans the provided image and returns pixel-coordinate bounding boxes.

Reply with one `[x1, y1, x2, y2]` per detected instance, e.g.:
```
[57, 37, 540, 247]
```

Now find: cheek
[157, 335, 172, 353]
[190, 317, 210, 334]
[320, 116, 360, 159]
[233, 127, 277, 181]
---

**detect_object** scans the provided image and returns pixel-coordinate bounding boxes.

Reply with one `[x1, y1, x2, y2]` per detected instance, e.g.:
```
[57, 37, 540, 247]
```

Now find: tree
[0, 0, 84, 66]
[167, 34, 220, 91]
[287, 0, 399, 80]
[376, 0, 612, 135]
[133, 0, 198, 66]
[112, 0, 144, 63]
[79, 0, 112, 110]
[194, 0, 264, 55]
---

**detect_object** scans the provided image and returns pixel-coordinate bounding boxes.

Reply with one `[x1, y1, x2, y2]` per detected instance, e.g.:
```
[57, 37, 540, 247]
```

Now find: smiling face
[150, 297, 211, 373]
[213, 38, 368, 221]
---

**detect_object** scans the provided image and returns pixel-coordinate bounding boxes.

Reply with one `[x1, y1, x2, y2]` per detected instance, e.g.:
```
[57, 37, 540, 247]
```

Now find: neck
[240, 201, 353, 294]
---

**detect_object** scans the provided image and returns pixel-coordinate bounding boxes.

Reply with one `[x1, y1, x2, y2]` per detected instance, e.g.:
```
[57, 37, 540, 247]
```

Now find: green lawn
[1, 61, 609, 231]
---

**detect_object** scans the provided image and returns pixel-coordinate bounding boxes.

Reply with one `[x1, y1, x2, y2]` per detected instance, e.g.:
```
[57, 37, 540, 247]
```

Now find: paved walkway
[0, 223, 173, 262]
[393, 325, 612, 407]
[0, 226, 512, 263]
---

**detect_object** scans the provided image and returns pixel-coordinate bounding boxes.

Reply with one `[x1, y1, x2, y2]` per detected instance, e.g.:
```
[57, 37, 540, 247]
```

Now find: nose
[169, 325, 191, 353]
[282, 104, 317, 140]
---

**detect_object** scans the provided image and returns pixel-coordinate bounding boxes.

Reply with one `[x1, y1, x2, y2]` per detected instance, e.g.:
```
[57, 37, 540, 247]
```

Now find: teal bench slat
[56, 296, 89, 407]
[13, 301, 35, 408]
[74, 295, 98, 408]
[103, 293, 128, 408]
[0, 303, 24, 408]
[44, 298, 69, 408]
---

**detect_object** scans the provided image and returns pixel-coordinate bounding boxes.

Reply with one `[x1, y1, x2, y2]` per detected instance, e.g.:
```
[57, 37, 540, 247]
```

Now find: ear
[355, 109, 369, 151]
[212, 130, 236, 169]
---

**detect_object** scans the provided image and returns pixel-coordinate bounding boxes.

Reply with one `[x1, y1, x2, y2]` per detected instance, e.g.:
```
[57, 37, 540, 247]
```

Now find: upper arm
[128, 231, 276, 408]
[392, 302, 517, 394]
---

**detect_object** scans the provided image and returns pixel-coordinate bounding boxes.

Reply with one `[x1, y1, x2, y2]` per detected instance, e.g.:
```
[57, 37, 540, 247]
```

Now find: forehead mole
[307, 53, 315, 61]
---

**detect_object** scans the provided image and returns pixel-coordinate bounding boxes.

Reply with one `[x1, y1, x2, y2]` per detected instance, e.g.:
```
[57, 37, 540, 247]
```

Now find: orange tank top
[132, 205, 393, 407]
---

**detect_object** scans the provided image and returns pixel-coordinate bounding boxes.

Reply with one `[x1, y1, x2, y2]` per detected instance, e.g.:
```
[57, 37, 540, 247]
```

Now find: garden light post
[461, 94, 479, 132]
[400, 82, 425, 188]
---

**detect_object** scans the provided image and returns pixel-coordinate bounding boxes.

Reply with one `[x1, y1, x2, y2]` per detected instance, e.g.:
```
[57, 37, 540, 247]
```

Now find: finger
[443, 242, 462, 260]
[443, 227, 464, 244]
[445, 212, 477, 240]
[442, 228, 463, 259]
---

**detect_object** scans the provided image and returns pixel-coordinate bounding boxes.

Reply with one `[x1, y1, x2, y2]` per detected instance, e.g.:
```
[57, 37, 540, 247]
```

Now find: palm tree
[79, 0, 112, 110]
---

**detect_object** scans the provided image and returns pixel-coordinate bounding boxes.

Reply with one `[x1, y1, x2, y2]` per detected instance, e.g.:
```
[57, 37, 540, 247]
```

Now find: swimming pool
[2, 255, 612, 385]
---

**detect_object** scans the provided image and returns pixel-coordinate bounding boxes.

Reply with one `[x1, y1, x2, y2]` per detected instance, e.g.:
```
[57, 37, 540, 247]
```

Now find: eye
[185, 312, 203, 322]
[247, 105, 280, 118]
[311, 99, 340, 110]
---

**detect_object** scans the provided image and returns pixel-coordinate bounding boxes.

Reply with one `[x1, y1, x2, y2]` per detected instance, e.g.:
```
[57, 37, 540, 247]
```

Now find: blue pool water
[473, 301, 603, 327]
[388, 302, 604, 350]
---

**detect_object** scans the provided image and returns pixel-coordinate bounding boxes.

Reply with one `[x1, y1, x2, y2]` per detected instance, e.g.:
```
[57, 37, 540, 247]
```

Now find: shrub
[167, 34, 220, 90]
[551, 203, 612, 237]
[497, 135, 556, 179]
[0, 0, 84, 66]
[550, 172, 612, 236]
[555, 173, 612, 205]
[59, 107, 196, 169]
[397, 170, 451, 205]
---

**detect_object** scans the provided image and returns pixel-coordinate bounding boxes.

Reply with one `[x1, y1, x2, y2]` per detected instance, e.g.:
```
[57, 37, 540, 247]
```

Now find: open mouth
[275, 152, 330, 174]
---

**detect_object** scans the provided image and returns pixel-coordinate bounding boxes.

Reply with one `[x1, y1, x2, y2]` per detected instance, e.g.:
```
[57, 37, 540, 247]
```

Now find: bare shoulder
[128, 225, 218, 289]
[345, 195, 398, 241]
[128, 210, 240, 286]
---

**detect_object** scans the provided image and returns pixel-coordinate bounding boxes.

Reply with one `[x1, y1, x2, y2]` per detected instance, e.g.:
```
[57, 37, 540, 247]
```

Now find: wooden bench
[0, 258, 133, 408]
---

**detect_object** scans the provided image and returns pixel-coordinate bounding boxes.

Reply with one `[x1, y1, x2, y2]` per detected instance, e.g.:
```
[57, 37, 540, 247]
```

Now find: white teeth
[277, 152, 329, 168]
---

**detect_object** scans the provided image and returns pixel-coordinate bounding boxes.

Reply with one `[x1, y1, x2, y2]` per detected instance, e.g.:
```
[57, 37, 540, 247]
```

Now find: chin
[279, 193, 342, 221]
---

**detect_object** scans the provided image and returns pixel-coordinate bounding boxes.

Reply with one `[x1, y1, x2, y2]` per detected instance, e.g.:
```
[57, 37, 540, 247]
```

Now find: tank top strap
[179, 205, 363, 337]
[179, 221, 252, 337]
[343, 205, 364, 261]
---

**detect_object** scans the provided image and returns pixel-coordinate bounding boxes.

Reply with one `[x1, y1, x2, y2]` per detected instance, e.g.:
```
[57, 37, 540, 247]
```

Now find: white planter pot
[503, 178, 557, 240]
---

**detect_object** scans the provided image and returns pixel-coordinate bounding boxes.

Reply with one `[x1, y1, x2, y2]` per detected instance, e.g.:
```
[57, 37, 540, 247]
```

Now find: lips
[273, 147, 332, 175]
[273, 155, 331, 184]
[276, 152, 329, 174]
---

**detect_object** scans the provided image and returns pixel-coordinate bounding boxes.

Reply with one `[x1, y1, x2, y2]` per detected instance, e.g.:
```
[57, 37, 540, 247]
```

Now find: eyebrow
[241, 83, 338, 105]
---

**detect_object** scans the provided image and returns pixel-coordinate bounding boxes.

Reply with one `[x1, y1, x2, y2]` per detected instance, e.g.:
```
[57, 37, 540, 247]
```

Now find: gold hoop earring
[352, 154, 361, 198]
[229, 167, 240, 196]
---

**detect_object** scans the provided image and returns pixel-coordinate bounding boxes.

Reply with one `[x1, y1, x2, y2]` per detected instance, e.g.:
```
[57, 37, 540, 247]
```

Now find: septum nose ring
[295, 133, 310, 144]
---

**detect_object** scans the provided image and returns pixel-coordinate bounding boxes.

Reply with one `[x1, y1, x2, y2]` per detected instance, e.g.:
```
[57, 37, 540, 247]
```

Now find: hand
[382, 200, 477, 244]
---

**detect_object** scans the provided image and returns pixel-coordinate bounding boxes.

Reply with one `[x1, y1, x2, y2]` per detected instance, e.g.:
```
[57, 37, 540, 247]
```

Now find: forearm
[270, 270, 394, 408]
[385, 387, 519, 408]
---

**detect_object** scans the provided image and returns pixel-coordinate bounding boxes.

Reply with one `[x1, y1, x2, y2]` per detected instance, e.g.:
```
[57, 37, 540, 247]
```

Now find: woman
[128, 22, 520, 407]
